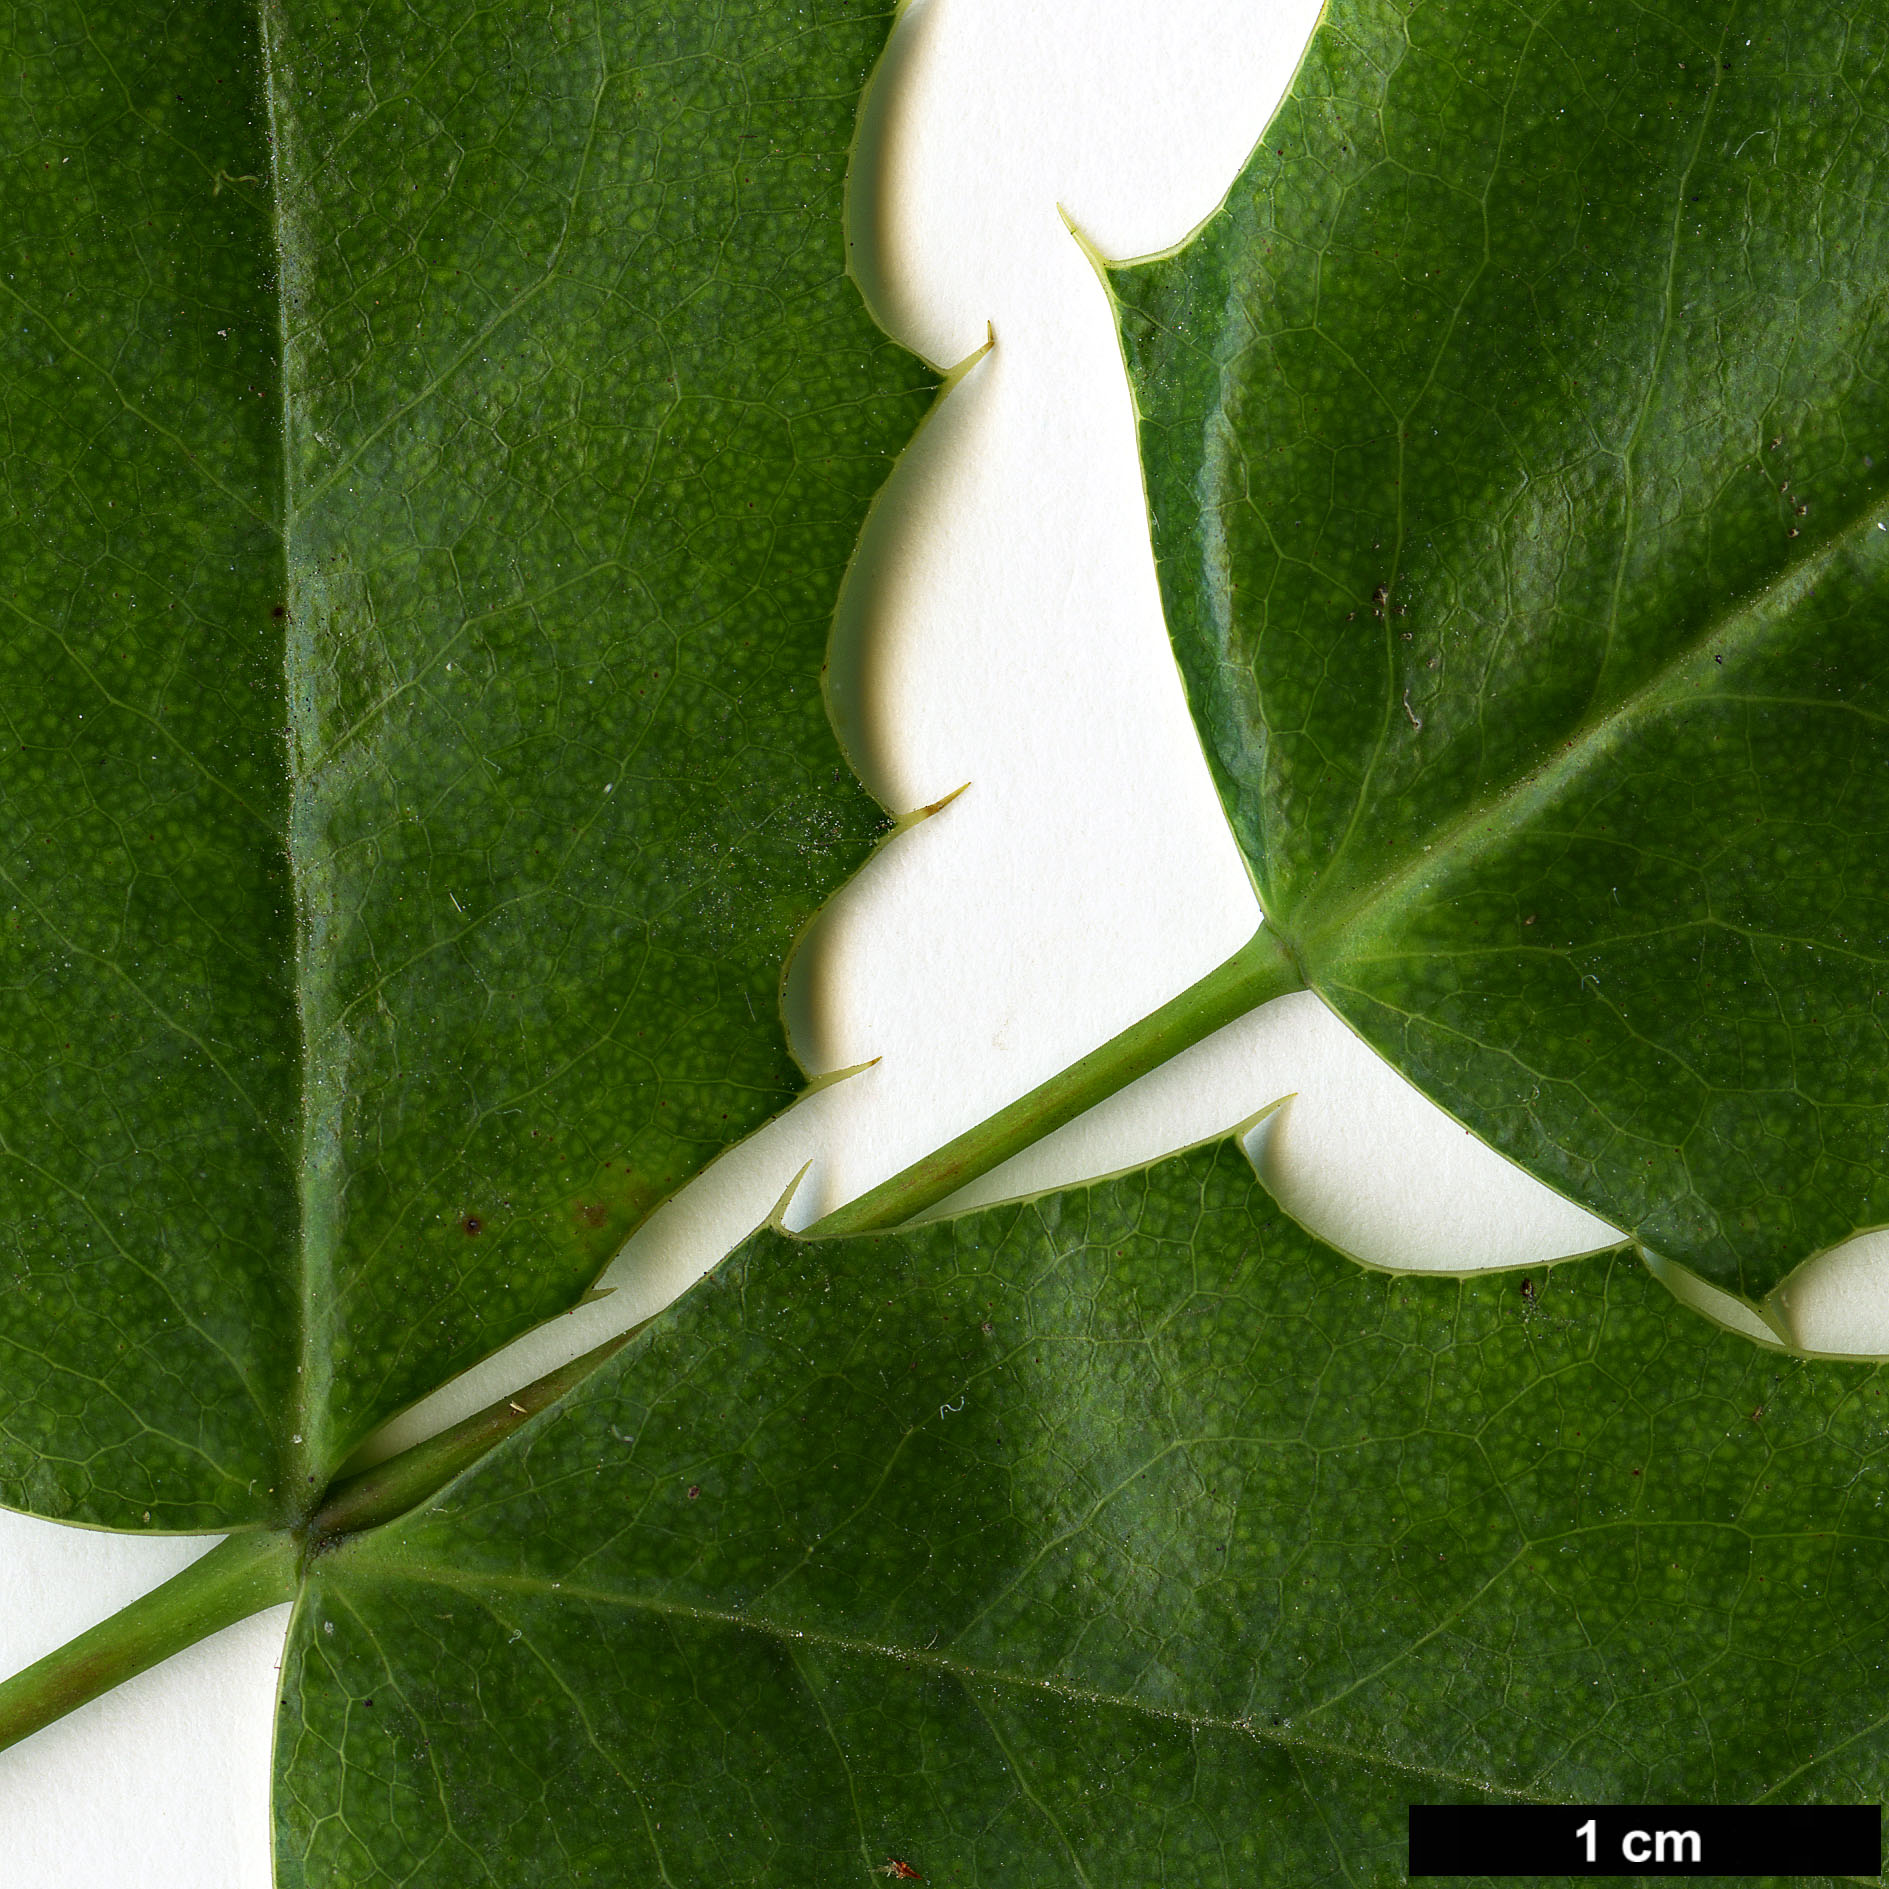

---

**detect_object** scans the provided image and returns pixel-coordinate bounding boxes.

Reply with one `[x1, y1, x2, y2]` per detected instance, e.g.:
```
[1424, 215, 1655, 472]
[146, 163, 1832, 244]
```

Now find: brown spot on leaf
[565, 1161, 671, 1259]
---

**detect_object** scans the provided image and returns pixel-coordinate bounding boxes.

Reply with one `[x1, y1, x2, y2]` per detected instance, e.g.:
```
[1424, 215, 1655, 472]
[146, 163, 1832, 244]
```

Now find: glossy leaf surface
[0, 0, 928, 1526]
[281, 1141, 1889, 1884]
[1115, 0, 1889, 1308]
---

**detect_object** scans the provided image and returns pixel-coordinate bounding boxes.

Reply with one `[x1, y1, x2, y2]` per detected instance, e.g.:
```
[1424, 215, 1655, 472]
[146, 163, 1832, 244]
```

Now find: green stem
[811, 922, 1306, 1236]
[0, 931, 1301, 1755]
[0, 1532, 298, 1755]
[308, 1328, 638, 1546]
[0, 1329, 644, 1757]
[0, 927, 1304, 1757]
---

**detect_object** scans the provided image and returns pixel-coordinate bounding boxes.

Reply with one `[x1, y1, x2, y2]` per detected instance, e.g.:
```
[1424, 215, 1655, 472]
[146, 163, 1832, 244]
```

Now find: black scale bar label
[1408, 1803, 1881, 1877]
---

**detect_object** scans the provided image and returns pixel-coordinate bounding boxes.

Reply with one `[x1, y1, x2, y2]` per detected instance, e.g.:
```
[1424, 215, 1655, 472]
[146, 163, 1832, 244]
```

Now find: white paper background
[6, 1, 1889, 1878]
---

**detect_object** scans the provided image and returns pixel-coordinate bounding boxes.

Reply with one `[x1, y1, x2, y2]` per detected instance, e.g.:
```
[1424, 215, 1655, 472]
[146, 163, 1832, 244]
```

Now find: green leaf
[276, 1137, 1889, 1883]
[0, 0, 931, 1527]
[1113, 0, 1889, 1309]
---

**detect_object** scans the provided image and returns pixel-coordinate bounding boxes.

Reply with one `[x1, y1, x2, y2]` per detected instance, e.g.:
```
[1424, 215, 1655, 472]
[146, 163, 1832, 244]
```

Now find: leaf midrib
[331, 1557, 1886, 1878]
[1283, 477, 1889, 978]
[254, 0, 624, 1510]
[324, 1555, 1544, 1803]
[255, 0, 328, 1508]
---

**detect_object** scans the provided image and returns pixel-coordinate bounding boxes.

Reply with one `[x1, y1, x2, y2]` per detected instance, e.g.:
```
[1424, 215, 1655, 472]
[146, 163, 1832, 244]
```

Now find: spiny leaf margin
[279, 1135, 1889, 1884]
